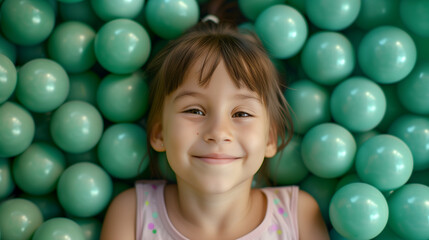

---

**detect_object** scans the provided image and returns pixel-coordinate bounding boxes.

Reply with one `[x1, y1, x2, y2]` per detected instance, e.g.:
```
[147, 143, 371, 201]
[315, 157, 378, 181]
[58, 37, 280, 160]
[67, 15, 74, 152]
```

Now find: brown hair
[145, 21, 293, 176]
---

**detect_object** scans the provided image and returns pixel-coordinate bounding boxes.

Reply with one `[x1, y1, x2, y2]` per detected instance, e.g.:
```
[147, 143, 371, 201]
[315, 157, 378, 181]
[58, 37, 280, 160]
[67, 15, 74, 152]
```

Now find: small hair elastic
[202, 14, 220, 24]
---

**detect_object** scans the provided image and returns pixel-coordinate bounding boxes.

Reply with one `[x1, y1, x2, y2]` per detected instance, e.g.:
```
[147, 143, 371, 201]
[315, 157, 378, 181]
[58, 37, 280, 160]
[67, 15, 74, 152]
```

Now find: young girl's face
[151, 59, 277, 194]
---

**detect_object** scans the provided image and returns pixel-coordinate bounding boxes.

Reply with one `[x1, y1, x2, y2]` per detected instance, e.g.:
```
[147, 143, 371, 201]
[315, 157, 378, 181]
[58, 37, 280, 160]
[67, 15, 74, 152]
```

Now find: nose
[203, 114, 233, 144]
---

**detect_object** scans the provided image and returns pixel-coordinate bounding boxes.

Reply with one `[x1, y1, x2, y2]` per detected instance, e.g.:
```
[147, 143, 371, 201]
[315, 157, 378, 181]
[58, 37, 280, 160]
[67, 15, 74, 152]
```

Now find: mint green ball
[0, 34, 17, 63]
[13, 142, 66, 195]
[301, 32, 355, 85]
[17, 58, 69, 113]
[255, 4, 307, 59]
[21, 193, 64, 220]
[355, 134, 413, 191]
[238, 0, 285, 21]
[57, 162, 113, 217]
[91, 0, 145, 21]
[0, 102, 35, 158]
[0, 54, 17, 104]
[354, 0, 401, 30]
[32, 218, 85, 240]
[145, 0, 199, 39]
[330, 183, 388, 240]
[97, 71, 149, 122]
[358, 26, 417, 84]
[0, 158, 15, 200]
[388, 184, 429, 240]
[50, 101, 103, 154]
[48, 21, 96, 73]
[330, 77, 386, 132]
[0, 0, 55, 46]
[0, 198, 43, 240]
[98, 123, 149, 179]
[72, 217, 102, 240]
[302, 123, 356, 178]
[376, 84, 407, 133]
[95, 19, 151, 74]
[58, 0, 103, 30]
[400, 0, 429, 38]
[268, 136, 309, 185]
[285, 79, 331, 134]
[306, 0, 361, 31]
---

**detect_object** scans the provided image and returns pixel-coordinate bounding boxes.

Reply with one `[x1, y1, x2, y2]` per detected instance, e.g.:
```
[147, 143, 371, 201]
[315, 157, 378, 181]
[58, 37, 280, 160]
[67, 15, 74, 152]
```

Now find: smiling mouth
[193, 154, 241, 164]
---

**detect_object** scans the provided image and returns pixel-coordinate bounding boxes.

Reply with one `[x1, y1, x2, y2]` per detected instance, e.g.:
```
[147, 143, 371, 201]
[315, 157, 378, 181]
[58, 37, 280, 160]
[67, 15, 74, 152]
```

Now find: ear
[265, 128, 277, 158]
[150, 122, 166, 152]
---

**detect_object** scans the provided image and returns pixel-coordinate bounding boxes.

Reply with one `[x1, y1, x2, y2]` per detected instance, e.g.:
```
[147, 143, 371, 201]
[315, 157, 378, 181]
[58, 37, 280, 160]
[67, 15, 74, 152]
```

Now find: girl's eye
[233, 112, 252, 118]
[184, 109, 205, 116]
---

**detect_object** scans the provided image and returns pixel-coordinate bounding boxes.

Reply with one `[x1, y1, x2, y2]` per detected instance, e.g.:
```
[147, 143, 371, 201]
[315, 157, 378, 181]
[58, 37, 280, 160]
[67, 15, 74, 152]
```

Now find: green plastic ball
[67, 71, 101, 106]
[238, 0, 285, 21]
[329, 183, 388, 240]
[96, 71, 149, 122]
[94, 19, 151, 74]
[284, 79, 331, 134]
[301, 123, 356, 178]
[268, 136, 309, 185]
[57, 162, 113, 217]
[48, 21, 96, 73]
[301, 32, 355, 85]
[0, 158, 15, 200]
[255, 4, 307, 59]
[330, 77, 386, 132]
[354, 0, 401, 30]
[16, 58, 70, 113]
[50, 101, 104, 154]
[0, 53, 17, 104]
[389, 114, 429, 171]
[13, 142, 66, 195]
[145, 0, 199, 39]
[91, 0, 145, 21]
[72, 217, 102, 240]
[306, 0, 361, 31]
[0, 198, 43, 240]
[355, 134, 413, 191]
[21, 193, 64, 220]
[400, 0, 429, 38]
[300, 175, 338, 223]
[358, 26, 417, 84]
[0, 33, 17, 63]
[32, 217, 86, 240]
[0, 0, 55, 46]
[388, 184, 429, 240]
[397, 62, 429, 115]
[0, 102, 35, 158]
[98, 123, 149, 179]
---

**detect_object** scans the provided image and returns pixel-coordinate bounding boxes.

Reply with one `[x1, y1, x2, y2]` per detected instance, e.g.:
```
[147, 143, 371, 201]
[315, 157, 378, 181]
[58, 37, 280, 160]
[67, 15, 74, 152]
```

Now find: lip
[193, 153, 241, 164]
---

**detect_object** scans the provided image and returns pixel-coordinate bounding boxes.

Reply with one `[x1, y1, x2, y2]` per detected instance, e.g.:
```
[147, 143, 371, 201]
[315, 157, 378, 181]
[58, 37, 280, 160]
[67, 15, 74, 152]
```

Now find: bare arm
[100, 188, 137, 240]
[297, 190, 330, 240]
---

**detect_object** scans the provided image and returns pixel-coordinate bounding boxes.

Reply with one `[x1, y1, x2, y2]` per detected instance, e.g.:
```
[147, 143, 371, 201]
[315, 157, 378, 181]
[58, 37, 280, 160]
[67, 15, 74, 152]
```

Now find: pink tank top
[135, 180, 299, 240]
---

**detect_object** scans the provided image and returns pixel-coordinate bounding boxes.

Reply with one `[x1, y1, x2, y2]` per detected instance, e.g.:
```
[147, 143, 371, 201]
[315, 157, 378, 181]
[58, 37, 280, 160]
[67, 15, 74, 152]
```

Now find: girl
[100, 19, 329, 240]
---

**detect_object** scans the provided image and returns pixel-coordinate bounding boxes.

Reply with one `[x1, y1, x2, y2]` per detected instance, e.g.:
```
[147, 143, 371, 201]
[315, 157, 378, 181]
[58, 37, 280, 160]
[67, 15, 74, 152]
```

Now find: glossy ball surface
[400, 0, 429, 38]
[255, 4, 307, 59]
[397, 62, 429, 115]
[57, 162, 112, 217]
[50, 101, 103, 154]
[0, 102, 35, 158]
[301, 32, 355, 85]
[330, 183, 388, 240]
[0, 54, 17, 104]
[91, 0, 144, 21]
[358, 26, 417, 84]
[32, 217, 85, 240]
[94, 19, 151, 74]
[355, 134, 413, 191]
[330, 77, 386, 132]
[16, 58, 69, 113]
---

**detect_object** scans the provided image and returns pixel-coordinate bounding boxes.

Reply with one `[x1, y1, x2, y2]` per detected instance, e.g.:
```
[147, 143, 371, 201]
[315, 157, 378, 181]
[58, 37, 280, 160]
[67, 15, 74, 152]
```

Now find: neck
[165, 178, 266, 239]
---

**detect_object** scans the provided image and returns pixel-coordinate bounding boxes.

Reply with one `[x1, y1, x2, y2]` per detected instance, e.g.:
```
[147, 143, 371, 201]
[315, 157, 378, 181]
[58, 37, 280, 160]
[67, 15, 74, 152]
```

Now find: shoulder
[100, 188, 137, 240]
[297, 190, 329, 240]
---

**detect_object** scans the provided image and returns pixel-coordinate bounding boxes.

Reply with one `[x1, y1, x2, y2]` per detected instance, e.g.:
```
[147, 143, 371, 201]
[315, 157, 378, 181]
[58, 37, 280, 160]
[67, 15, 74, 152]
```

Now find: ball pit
[1, 0, 429, 239]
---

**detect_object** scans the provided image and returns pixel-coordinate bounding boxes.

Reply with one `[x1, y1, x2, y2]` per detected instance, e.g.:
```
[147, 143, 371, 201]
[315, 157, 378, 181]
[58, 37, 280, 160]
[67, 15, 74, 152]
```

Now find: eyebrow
[173, 90, 262, 103]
